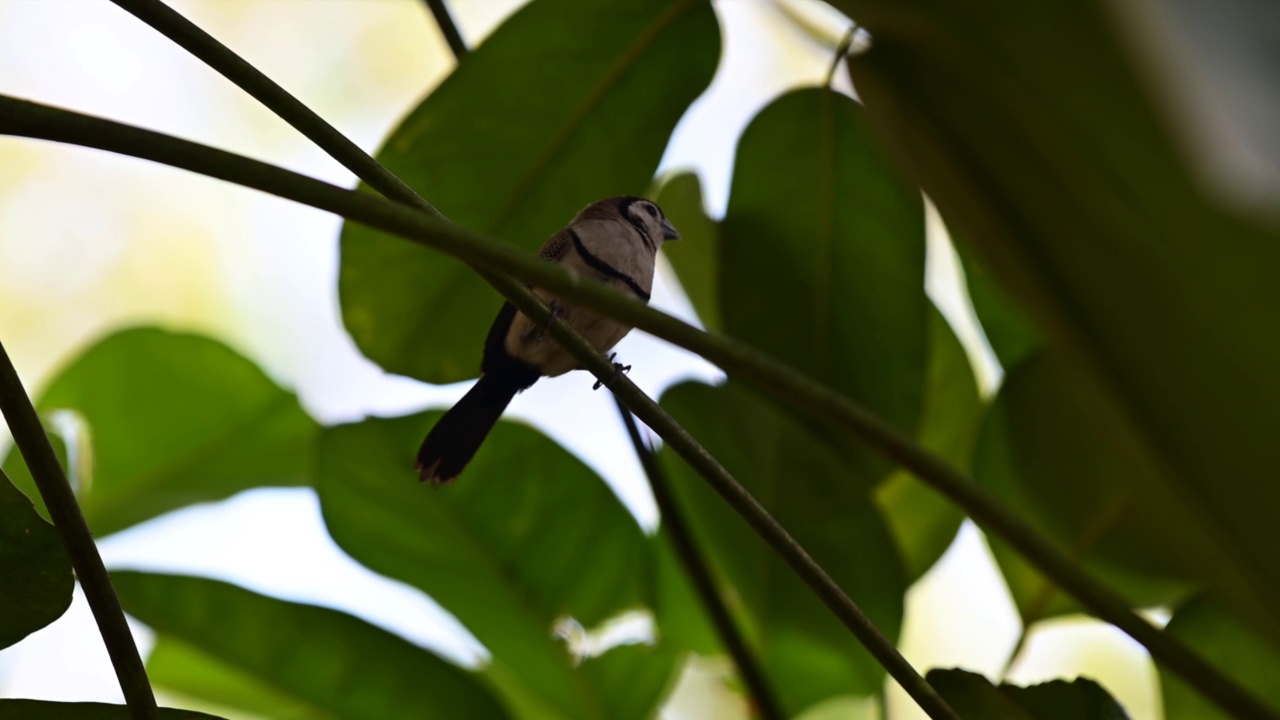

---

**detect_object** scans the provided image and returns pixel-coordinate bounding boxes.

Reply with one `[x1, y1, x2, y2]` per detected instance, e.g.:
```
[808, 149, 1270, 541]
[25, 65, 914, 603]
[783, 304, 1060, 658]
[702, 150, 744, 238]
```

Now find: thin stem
[825, 25, 858, 88]
[0, 341, 158, 720]
[0, 96, 1270, 720]
[613, 398, 784, 720]
[1000, 625, 1031, 681]
[422, 0, 469, 60]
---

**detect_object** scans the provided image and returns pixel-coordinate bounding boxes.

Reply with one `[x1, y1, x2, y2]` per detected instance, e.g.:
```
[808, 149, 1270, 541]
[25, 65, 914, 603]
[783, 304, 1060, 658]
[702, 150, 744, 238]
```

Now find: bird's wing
[537, 228, 573, 262]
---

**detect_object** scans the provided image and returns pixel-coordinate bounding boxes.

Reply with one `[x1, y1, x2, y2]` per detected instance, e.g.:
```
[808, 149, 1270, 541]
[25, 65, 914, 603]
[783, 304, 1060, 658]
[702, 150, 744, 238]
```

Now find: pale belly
[504, 289, 634, 377]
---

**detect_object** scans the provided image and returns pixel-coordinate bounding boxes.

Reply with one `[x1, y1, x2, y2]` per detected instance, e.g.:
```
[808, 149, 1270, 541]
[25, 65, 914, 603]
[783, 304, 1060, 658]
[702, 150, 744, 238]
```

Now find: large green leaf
[112, 572, 509, 720]
[315, 412, 668, 719]
[875, 306, 983, 583]
[972, 355, 1198, 624]
[653, 171, 722, 332]
[0, 468, 72, 649]
[721, 87, 927, 480]
[1160, 598, 1280, 720]
[1, 328, 316, 537]
[338, 0, 720, 383]
[0, 702, 222, 720]
[657, 381, 905, 715]
[845, 0, 1280, 642]
[927, 668, 1130, 720]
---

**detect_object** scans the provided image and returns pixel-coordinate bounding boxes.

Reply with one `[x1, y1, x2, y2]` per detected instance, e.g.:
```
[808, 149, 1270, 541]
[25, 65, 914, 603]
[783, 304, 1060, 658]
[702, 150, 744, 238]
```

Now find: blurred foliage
[845, 0, 1280, 646]
[3, 0, 1279, 717]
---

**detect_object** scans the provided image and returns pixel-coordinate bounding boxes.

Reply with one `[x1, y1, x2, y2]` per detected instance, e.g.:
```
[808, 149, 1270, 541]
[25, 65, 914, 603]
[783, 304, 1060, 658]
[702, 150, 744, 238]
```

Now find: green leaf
[846, 0, 1280, 643]
[111, 572, 509, 720]
[875, 306, 984, 582]
[1, 327, 317, 537]
[927, 668, 1130, 720]
[315, 412, 661, 719]
[0, 701, 223, 720]
[338, 0, 720, 383]
[1160, 598, 1280, 719]
[0, 468, 72, 649]
[657, 381, 905, 715]
[721, 87, 927, 480]
[972, 355, 1197, 624]
[147, 637, 320, 720]
[653, 171, 722, 331]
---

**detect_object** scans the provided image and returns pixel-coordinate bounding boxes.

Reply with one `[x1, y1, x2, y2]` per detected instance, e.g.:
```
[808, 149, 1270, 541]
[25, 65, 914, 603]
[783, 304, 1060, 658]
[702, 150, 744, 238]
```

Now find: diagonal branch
[421, 0, 469, 60]
[0, 94, 1270, 719]
[0, 341, 158, 720]
[613, 398, 784, 720]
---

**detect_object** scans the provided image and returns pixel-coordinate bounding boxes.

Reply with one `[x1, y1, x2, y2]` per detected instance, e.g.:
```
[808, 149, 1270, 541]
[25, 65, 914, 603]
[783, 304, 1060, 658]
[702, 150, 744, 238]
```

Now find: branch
[0, 341, 158, 720]
[613, 398, 784, 720]
[0, 95, 1270, 720]
[421, 0, 469, 60]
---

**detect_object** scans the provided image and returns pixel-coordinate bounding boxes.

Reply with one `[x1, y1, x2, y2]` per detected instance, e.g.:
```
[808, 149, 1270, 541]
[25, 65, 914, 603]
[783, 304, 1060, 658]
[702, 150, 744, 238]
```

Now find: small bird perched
[416, 196, 680, 484]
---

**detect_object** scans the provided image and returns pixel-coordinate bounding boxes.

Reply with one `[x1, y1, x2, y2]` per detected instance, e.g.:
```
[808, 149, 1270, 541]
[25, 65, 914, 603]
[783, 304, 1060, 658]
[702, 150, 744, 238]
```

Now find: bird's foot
[534, 303, 565, 338]
[593, 352, 631, 390]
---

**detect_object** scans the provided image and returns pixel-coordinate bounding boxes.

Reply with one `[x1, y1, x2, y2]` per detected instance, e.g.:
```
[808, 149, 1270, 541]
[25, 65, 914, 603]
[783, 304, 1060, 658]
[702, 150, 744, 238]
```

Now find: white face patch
[627, 201, 663, 242]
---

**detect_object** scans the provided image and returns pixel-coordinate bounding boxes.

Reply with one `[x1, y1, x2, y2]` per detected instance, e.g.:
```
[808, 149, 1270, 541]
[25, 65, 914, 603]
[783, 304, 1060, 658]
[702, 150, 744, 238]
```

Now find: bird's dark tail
[416, 369, 534, 485]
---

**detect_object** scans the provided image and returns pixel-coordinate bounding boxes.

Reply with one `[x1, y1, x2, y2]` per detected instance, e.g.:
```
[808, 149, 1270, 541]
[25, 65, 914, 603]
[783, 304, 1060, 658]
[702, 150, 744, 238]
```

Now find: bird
[416, 196, 680, 485]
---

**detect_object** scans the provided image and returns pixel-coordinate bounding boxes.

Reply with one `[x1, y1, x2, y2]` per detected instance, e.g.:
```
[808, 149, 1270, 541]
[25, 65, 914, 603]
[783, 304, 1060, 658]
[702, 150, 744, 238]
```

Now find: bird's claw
[593, 352, 631, 390]
[537, 303, 565, 337]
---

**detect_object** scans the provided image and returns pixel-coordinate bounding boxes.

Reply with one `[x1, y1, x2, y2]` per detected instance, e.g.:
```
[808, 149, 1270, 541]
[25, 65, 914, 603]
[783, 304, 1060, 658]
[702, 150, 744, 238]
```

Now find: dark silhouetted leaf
[973, 355, 1197, 624]
[0, 701, 222, 720]
[1160, 598, 1280, 719]
[876, 306, 983, 582]
[847, 0, 1280, 643]
[654, 171, 721, 331]
[316, 412, 663, 719]
[112, 572, 509, 720]
[721, 87, 927, 480]
[658, 381, 904, 715]
[1, 328, 316, 537]
[339, 0, 719, 383]
[928, 668, 1130, 720]
[0, 468, 71, 649]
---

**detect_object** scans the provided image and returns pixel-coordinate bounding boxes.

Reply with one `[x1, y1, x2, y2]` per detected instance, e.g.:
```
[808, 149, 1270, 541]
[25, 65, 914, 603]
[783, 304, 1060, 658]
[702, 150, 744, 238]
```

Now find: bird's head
[578, 196, 680, 247]
[622, 197, 680, 244]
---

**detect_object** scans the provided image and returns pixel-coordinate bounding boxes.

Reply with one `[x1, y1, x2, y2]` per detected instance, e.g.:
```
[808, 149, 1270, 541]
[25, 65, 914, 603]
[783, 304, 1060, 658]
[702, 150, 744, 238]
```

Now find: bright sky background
[0, 1, 1162, 718]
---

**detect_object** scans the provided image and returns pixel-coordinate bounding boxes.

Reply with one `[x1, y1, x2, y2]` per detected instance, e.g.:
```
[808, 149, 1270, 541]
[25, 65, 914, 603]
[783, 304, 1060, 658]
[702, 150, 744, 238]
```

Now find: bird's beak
[660, 217, 681, 240]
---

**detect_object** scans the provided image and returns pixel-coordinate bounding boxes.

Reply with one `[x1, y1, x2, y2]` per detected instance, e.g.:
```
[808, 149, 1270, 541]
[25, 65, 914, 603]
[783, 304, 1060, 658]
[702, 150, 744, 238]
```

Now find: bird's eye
[645, 204, 657, 217]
